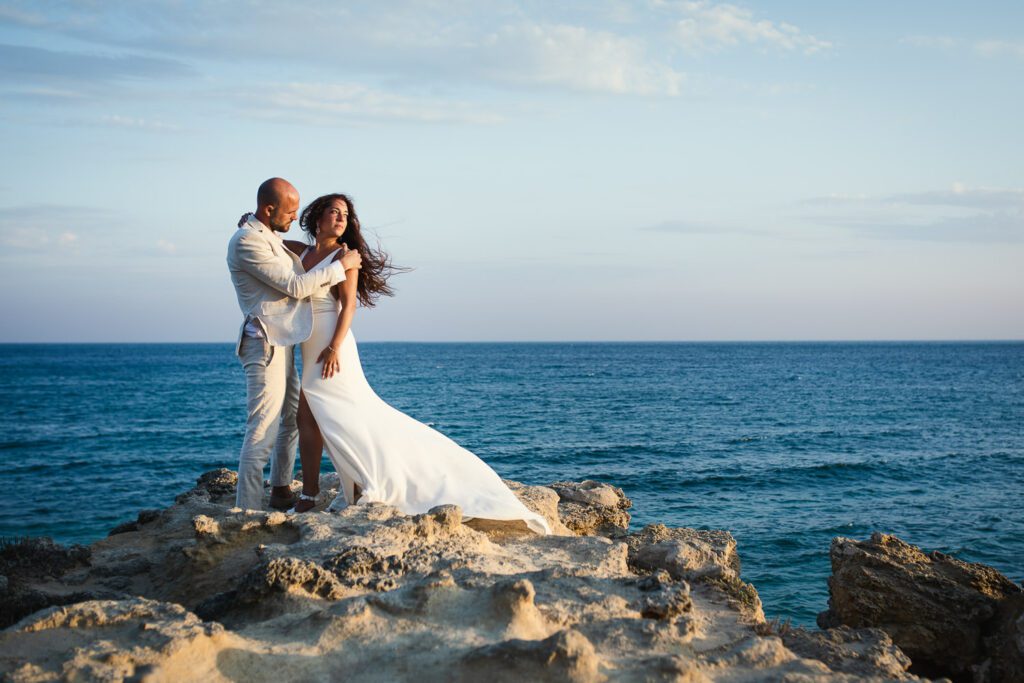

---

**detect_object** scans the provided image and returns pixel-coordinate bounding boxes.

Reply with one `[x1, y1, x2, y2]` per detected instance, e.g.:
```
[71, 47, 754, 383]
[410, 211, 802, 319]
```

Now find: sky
[1, 1, 1021, 342]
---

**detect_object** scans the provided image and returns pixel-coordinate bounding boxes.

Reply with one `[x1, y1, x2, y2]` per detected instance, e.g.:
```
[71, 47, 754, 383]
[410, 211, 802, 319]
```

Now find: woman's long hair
[299, 193, 406, 308]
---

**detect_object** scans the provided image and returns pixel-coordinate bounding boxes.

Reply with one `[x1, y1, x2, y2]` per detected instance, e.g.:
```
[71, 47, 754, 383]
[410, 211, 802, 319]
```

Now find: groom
[226, 177, 361, 510]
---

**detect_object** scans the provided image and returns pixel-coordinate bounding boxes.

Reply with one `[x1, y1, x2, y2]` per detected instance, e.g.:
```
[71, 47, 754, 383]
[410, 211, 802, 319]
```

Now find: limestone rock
[986, 592, 1024, 683]
[107, 509, 162, 537]
[2, 470, 948, 682]
[175, 467, 238, 504]
[818, 532, 1023, 680]
[503, 480, 574, 536]
[324, 545, 407, 591]
[461, 628, 603, 682]
[639, 582, 692, 620]
[551, 480, 628, 509]
[486, 578, 549, 640]
[0, 537, 90, 579]
[782, 626, 915, 679]
[0, 598, 232, 682]
[627, 524, 739, 581]
[550, 480, 631, 537]
[239, 556, 348, 601]
[625, 524, 764, 621]
[0, 537, 94, 628]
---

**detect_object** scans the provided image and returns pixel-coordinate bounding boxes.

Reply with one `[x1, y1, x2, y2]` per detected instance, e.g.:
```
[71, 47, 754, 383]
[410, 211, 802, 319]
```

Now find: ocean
[1, 341, 1021, 625]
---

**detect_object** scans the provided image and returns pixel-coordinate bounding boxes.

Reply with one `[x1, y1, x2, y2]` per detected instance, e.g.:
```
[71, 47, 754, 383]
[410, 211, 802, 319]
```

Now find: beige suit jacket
[227, 217, 346, 354]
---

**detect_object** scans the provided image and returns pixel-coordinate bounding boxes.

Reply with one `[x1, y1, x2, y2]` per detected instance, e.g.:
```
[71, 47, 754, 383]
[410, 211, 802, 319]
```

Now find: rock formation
[1, 470, 921, 681]
[819, 532, 1024, 682]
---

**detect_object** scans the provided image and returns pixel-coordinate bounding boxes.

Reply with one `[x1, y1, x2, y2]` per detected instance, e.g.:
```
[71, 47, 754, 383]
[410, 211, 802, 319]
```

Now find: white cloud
[801, 184, 1024, 243]
[156, 239, 176, 254]
[900, 35, 1024, 60]
[99, 114, 182, 132]
[0, 1, 825, 100]
[0, 204, 116, 252]
[0, 227, 38, 250]
[890, 184, 1024, 210]
[14, 86, 87, 100]
[975, 40, 1024, 59]
[255, 82, 504, 126]
[0, 5, 48, 27]
[672, 1, 831, 54]
[481, 23, 684, 96]
[0, 42, 193, 84]
[0, 228, 78, 250]
[807, 184, 1024, 211]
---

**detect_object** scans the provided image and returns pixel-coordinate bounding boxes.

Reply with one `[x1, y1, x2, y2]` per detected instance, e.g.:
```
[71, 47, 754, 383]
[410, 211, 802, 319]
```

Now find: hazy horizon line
[2, 339, 1022, 345]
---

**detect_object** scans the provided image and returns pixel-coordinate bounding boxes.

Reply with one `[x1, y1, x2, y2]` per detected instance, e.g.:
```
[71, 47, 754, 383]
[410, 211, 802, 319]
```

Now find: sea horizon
[2, 339, 1022, 345]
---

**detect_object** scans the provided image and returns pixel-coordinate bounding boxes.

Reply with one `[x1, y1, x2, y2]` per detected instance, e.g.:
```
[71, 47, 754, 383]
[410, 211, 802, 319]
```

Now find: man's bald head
[255, 177, 300, 232]
[257, 177, 297, 210]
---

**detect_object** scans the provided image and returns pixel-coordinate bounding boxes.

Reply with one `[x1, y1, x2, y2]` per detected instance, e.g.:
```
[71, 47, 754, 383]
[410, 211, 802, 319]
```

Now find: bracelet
[325, 345, 334, 353]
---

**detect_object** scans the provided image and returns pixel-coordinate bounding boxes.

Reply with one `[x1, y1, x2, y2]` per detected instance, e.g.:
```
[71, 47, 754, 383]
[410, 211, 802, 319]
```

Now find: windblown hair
[299, 193, 406, 308]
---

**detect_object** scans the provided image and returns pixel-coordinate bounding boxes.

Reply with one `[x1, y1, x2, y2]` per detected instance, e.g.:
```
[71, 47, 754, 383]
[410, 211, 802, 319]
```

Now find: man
[226, 177, 362, 510]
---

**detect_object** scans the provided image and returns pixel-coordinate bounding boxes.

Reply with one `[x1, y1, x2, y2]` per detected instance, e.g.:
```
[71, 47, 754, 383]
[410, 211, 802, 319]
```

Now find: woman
[281, 193, 549, 535]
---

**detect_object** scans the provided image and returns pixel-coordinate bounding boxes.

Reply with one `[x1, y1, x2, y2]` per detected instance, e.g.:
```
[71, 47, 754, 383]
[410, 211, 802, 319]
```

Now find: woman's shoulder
[282, 240, 307, 256]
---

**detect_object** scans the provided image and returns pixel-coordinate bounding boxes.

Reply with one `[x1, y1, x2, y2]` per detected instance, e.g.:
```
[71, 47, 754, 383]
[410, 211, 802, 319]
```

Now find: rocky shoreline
[1, 471, 1021, 682]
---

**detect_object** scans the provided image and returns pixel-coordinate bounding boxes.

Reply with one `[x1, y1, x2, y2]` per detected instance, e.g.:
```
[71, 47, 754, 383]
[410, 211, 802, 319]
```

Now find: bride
[281, 193, 549, 535]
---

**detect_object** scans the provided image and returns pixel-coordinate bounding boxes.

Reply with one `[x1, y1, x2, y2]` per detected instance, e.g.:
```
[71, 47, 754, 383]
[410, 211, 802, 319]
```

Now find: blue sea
[1, 342, 1021, 625]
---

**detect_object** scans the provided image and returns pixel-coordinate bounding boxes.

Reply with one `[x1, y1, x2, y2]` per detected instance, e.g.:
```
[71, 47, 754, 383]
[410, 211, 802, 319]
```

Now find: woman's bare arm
[317, 267, 359, 379]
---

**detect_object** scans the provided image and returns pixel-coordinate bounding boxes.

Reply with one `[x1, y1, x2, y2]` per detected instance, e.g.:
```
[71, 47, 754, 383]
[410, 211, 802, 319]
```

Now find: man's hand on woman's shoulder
[334, 244, 362, 271]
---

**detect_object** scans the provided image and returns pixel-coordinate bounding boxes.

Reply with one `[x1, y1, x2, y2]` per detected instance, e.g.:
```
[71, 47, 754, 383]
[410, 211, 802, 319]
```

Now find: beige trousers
[235, 336, 299, 510]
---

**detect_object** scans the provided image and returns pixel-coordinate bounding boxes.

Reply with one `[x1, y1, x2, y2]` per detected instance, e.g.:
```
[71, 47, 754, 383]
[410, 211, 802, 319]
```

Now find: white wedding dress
[299, 251, 550, 535]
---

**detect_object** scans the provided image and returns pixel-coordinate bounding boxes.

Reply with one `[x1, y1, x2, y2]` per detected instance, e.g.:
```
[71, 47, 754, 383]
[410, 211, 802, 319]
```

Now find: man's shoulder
[229, 225, 270, 249]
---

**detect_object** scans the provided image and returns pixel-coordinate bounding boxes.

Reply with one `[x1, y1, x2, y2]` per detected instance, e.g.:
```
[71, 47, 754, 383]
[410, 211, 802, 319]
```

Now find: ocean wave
[670, 458, 899, 490]
[723, 427, 923, 447]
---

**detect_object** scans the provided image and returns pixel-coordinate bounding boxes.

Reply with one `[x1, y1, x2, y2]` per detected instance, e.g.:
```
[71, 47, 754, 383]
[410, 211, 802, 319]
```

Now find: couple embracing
[226, 178, 549, 535]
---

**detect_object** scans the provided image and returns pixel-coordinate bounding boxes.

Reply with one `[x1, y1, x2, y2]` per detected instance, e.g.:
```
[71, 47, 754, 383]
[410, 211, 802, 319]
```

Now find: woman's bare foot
[291, 491, 318, 513]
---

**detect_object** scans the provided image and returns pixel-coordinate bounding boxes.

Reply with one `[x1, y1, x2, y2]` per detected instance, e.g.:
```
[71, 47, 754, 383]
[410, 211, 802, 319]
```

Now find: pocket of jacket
[239, 336, 274, 368]
[259, 298, 291, 314]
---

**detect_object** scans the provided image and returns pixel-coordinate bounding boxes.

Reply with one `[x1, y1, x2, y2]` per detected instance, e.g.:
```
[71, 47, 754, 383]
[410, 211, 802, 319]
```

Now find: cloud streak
[0, 204, 115, 252]
[900, 35, 1024, 60]
[251, 82, 504, 126]
[673, 1, 831, 54]
[975, 40, 1024, 59]
[0, 42, 192, 83]
[478, 23, 685, 96]
[801, 184, 1024, 243]
[641, 219, 762, 236]
[0, 42, 194, 107]
[804, 184, 1024, 211]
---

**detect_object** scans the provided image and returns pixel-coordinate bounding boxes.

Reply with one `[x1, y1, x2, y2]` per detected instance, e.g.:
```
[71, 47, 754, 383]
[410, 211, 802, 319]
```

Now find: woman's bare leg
[295, 391, 323, 512]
